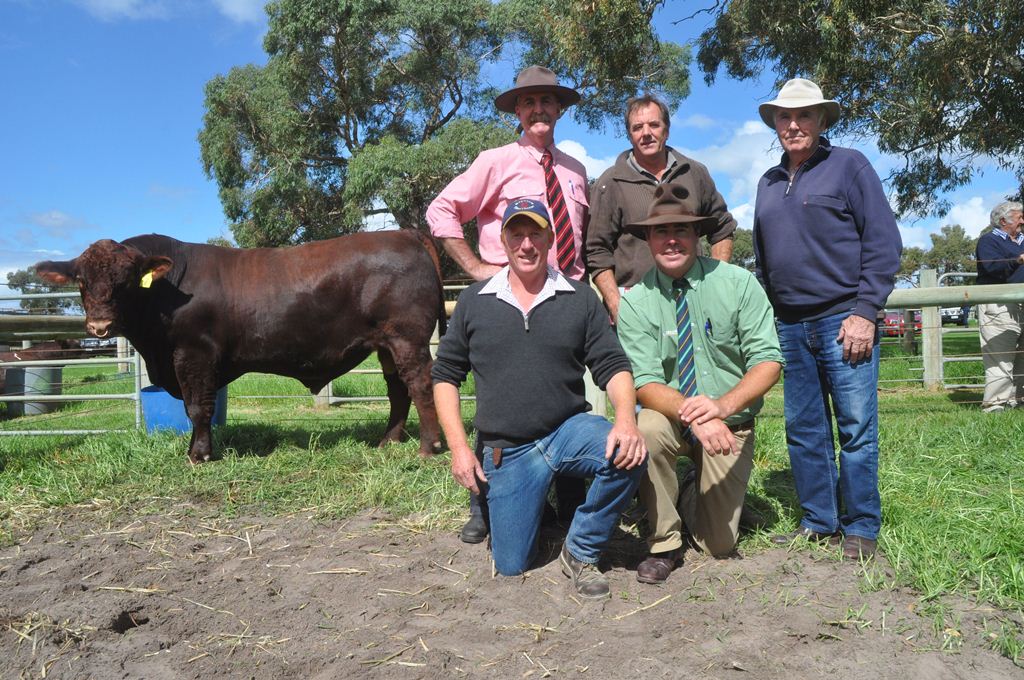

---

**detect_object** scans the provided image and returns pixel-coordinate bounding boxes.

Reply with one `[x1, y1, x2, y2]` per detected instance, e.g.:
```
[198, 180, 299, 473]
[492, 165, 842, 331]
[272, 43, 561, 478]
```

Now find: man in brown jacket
[586, 95, 736, 323]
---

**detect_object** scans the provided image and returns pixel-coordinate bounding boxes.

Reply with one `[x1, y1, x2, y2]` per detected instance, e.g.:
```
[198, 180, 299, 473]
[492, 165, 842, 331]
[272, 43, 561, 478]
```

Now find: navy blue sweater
[975, 229, 1024, 285]
[753, 139, 902, 323]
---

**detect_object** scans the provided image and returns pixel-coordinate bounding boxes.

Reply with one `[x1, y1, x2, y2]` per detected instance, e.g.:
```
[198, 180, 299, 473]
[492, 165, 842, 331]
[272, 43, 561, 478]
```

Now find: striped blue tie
[675, 281, 698, 446]
[675, 281, 697, 397]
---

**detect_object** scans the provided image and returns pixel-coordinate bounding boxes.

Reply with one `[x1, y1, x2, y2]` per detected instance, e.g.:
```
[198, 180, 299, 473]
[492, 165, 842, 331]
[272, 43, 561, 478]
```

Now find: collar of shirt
[652, 256, 708, 297]
[479, 264, 575, 315]
[993, 228, 1024, 245]
[627, 149, 678, 182]
[517, 135, 559, 164]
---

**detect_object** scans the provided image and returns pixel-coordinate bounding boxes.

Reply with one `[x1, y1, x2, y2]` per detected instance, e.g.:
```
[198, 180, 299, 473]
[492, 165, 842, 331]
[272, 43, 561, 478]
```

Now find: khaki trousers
[978, 302, 1024, 410]
[638, 408, 754, 557]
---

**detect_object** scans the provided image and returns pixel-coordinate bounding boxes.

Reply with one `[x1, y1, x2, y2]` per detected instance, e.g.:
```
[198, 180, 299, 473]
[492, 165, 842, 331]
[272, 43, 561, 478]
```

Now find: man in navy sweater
[752, 79, 902, 560]
[974, 201, 1024, 411]
[432, 198, 647, 599]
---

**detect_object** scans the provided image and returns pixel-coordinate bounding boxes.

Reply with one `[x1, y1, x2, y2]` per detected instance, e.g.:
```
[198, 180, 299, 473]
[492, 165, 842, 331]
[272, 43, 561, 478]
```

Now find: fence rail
[3, 271, 1023, 436]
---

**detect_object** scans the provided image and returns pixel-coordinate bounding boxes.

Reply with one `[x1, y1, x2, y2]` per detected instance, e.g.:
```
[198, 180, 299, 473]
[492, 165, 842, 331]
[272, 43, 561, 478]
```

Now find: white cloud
[211, 0, 266, 24]
[945, 197, 990, 236]
[73, 0, 170, 21]
[0, 248, 67, 285]
[25, 210, 92, 239]
[729, 202, 755, 232]
[897, 223, 935, 251]
[556, 140, 617, 180]
[676, 113, 716, 130]
[676, 119, 778, 208]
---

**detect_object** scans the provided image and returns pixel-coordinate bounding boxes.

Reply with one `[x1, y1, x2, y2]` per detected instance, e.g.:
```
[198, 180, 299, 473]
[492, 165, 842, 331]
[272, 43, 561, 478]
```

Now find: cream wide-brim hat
[758, 78, 841, 129]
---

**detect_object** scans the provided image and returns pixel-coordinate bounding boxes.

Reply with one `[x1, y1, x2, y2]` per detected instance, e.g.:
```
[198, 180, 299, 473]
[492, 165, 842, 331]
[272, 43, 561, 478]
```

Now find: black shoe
[459, 514, 489, 544]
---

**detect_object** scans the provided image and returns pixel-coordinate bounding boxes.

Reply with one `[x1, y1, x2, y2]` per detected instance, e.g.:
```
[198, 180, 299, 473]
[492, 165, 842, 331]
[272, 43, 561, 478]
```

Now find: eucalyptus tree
[694, 0, 1024, 218]
[199, 0, 689, 247]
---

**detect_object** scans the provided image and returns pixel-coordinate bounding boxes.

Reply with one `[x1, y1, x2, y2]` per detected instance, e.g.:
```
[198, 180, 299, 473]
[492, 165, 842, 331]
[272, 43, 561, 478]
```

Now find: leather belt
[727, 419, 755, 433]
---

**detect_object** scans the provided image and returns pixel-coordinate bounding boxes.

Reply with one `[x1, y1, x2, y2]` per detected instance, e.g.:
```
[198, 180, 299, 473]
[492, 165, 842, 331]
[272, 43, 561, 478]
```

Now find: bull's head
[34, 240, 172, 338]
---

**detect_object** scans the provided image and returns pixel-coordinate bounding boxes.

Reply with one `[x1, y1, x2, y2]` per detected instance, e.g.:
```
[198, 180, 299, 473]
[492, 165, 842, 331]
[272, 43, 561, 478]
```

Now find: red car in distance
[881, 309, 921, 337]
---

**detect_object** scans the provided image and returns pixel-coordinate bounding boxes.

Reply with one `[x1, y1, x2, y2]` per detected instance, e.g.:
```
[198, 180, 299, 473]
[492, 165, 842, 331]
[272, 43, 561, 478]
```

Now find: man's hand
[836, 314, 876, 364]
[440, 237, 502, 282]
[470, 261, 502, 281]
[690, 418, 737, 456]
[678, 395, 729, 427]
[605, 418, 647, 469]
[451, 444, 487, 495]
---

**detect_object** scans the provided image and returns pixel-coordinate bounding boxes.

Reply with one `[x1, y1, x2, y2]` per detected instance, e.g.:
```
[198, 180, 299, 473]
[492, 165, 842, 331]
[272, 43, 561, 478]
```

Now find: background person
[974, 201, 1024, 411]
[752, 78, 902, 560]
[586, 94, 736, 323]
[427, 65, 591, 542]
[431, 198, 646, 599]
[616, 185, 782, 584]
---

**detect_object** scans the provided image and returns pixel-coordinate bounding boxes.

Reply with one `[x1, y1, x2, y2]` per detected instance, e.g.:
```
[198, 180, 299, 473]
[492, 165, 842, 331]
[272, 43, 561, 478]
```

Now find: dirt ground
[2, 506, 1020, 680]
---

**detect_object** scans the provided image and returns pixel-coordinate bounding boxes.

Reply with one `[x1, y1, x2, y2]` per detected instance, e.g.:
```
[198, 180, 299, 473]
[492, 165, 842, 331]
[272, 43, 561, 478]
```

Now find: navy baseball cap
[501, 197, 551, 231]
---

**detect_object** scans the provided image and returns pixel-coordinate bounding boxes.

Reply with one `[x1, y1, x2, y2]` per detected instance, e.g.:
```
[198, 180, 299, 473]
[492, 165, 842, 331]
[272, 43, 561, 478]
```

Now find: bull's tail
[411, 228, 447, 336]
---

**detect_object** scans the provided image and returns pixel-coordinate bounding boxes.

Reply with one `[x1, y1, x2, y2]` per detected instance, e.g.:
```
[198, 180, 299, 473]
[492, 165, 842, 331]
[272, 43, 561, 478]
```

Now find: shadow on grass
[214, 420, 424, 459]
[947, 388, 985, 409]
[0, 434, 93, 473]
[762, 468, 801, 524]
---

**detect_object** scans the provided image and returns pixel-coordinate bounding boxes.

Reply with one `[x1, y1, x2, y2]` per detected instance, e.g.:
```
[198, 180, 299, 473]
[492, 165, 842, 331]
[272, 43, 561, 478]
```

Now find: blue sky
[1, 0, 1018, 284]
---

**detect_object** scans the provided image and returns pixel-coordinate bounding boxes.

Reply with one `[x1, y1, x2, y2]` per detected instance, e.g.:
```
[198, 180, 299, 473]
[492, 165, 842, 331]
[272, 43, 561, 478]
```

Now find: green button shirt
[617, 257, 784, 425]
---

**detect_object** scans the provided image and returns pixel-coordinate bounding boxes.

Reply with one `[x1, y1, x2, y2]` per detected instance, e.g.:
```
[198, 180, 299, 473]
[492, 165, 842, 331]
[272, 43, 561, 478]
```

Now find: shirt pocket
[699, 311, 741, 391]
[565, 179, 588, 230]
[803, 194, 846, 211]
[500, 181, 544, 206]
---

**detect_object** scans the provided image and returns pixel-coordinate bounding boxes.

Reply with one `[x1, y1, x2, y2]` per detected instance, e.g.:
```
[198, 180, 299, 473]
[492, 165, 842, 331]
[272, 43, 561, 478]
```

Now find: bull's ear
[33, 260, 77, 286]
[139, 256, 173, 288]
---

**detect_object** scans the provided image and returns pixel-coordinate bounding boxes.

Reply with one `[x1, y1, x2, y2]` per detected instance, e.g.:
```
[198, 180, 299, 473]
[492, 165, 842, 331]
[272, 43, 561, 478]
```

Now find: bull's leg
[384, 340, 443, 457]
[175, 355, 219, 464]
[378, 348, 412, 447]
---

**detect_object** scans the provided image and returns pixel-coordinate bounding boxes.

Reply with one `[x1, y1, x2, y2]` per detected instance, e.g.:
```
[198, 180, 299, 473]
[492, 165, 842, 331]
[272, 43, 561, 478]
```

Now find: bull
[34, 231, 445, 463]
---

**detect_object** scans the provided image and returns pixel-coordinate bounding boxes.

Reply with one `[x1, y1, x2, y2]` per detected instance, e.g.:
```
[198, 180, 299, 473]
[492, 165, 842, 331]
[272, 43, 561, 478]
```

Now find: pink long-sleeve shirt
[426, 137, 590, 280]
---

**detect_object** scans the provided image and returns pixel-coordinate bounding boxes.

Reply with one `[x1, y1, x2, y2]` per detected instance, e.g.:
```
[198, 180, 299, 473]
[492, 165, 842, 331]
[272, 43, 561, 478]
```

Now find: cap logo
[512, 199, 536, 210]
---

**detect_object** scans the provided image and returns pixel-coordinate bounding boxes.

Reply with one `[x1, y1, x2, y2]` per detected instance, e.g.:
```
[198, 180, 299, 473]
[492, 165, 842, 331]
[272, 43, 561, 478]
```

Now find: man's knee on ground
[493, 551, 533, 577]
[702, 534, 739, 558]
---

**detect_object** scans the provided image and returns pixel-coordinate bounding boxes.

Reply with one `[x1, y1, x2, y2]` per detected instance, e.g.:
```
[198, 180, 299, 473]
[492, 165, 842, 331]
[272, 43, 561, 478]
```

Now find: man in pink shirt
[427, 65, 589, 282]
[427, 65, 591, 543]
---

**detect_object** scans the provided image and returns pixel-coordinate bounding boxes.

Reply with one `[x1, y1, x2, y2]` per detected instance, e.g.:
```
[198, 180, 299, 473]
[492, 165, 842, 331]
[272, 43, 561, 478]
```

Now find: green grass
[1, 343, 1022, 662]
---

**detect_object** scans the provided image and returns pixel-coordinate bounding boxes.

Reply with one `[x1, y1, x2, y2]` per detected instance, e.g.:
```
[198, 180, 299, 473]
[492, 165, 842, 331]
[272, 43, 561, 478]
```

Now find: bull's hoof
[188, 452, 213, 465]
[419, 440, 444, 458]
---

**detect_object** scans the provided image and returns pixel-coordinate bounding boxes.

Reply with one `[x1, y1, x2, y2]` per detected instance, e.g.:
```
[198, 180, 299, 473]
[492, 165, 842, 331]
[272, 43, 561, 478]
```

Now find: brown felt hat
[494, 65, 581, 114]
[625, 185, 718, 240]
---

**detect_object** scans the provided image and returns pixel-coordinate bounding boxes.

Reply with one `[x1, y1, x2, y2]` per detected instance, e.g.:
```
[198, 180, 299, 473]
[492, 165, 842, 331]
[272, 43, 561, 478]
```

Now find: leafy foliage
[199, 0, 690, 247]
[695, 0, 1024, 217]
[730, 227, 755, 271]
[898, 224, 977, 285]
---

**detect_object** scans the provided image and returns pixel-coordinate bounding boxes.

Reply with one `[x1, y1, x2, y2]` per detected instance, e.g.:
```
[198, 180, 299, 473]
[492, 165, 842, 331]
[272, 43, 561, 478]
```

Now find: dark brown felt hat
[494, 65, 581, 113]
[625, 185, 718, 240]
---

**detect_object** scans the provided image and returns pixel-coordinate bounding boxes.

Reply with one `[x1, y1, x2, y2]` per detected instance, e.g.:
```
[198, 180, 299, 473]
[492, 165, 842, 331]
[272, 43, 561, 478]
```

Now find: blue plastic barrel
[140, 386, 227, 434]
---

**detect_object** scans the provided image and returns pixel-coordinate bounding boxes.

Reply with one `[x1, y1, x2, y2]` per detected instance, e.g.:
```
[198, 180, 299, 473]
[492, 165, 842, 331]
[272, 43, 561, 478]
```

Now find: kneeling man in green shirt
[616, 184, 784, 584]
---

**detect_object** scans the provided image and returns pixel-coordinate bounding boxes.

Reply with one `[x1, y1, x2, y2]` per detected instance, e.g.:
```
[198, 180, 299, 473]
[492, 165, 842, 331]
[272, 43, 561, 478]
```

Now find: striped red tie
[541, 149, 577, 273]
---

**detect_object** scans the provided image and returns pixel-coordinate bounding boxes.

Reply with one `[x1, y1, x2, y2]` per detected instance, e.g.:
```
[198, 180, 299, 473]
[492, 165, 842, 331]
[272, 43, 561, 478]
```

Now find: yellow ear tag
[140, 272, 154, 289]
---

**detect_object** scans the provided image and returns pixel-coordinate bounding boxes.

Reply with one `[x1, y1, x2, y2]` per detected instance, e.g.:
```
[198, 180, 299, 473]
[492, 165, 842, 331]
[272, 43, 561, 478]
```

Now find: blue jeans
[482, 413, 645, 575]
[777, 311, 882, 540]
